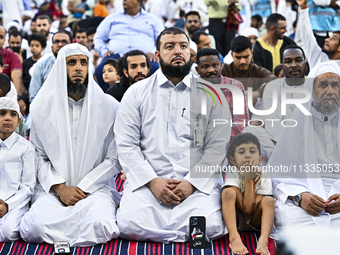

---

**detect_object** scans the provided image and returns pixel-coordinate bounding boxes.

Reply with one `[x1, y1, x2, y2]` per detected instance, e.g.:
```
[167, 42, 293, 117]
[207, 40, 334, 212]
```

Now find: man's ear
[155, 50, 160, 62]
[304, 61, 310, 76]
[195, 65, 200, 75]
[123, 68, 129, 78]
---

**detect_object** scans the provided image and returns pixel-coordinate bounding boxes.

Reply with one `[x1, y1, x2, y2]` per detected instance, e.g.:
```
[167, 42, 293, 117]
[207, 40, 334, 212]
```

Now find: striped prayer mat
[0, 233, 276, 255]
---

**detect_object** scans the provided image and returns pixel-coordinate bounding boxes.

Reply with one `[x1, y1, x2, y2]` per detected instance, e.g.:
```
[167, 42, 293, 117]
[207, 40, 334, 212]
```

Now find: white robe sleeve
[114, 87, 158, 191]
[30, 122, 67, 194]
[77, 128, 122, 193]
[298, 8, 329, 69]
[6, 144, 37, 211]
[184, 98, 231, 195]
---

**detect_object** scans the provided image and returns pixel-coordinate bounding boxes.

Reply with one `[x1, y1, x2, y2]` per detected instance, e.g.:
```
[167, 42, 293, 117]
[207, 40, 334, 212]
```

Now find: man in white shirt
[270, 61, 340, 238]
[20, 43, 121, 247]
[255, 45, 309, 141]
[115, 27, 231, 243]
[297, 0, 340, 69]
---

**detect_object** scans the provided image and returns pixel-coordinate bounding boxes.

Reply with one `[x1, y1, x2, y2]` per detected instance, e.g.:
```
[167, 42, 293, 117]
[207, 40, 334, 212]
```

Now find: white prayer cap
[23, 10, 34, 19]
[5, 21, 21, 32]
[240, 27, 259, 38]
[307, 61, 340, 78]
[0, 97, 20, 116]
[57, 43, 91, 60]
[190, 40, 197, 54]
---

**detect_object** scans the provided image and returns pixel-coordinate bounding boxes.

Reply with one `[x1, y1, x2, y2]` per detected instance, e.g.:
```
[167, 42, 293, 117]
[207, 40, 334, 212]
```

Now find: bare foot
[256, 239, 268, 255]
[229, 235, 249, 255]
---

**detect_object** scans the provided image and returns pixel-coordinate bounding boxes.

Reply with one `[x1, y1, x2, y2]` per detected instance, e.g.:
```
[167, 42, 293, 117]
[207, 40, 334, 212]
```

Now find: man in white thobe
[20, 43, 121, 247]
[255, 45, 310, 142]
[270, 61, 340, 238]
[115, 27, 231, 243]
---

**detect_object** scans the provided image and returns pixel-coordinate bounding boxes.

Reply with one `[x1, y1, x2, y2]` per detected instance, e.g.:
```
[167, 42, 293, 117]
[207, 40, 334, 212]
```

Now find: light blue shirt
[94, 9, 164, 58]
[114, 70, 231, 195]
[29, 55, 56, 103]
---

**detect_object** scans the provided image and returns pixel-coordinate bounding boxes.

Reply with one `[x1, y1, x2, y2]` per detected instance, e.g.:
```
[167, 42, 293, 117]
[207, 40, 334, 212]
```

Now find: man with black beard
[35, 15, 53, 56]
[21, 43, 121, 246]
[29, 30, 72, 102]
[184, 11, 216, 49]
[115, 27, 231, 242]
[106, 50, 150, 102]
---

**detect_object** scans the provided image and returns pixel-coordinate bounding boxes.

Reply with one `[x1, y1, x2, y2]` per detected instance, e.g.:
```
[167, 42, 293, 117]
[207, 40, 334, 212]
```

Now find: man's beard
[312, 91, 340, 116]
[160, 56, 192, 78]
[38, 30, 49, 37]
[67, 75, 89, 99]
[128, 73, 147, 85]
[187, 26, 198, 35]
[322, 47, 336, 55]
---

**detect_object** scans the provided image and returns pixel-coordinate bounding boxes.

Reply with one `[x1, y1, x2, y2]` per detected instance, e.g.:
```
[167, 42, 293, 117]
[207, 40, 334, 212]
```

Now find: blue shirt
[29, 55, 56, 103]
[94, 9, 164, 58]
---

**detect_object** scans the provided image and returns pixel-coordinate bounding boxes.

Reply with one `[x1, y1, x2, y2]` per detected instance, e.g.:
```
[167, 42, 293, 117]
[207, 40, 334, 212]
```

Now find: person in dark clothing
[106, 50, 150, 102]
[22, 33, 46, 90]
[253, 13, 296, 73]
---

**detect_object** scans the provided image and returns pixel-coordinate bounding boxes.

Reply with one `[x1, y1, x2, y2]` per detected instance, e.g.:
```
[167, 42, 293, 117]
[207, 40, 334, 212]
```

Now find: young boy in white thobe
[222, 133, 274, 255]
[0, 97, 36, 242]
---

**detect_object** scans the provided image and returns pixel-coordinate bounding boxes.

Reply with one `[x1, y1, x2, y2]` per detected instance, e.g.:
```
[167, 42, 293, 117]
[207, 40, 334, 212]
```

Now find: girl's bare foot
[256, 239, 269, 255]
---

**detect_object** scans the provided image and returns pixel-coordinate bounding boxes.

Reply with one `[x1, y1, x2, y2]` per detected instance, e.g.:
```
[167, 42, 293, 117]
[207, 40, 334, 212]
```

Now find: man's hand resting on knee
[300, 192, 326, 216]
[0, 199, 8, 218]
[326, 194, 340, 214]
[52, 183, 86, 206]
[171, 180, 196, 202]
[147, 178, 181, 206]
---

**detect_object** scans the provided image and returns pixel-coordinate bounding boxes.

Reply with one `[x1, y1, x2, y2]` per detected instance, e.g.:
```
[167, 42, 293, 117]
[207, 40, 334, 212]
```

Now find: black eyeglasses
[187, 20, 199, 24]
[53, 40, 69, 45]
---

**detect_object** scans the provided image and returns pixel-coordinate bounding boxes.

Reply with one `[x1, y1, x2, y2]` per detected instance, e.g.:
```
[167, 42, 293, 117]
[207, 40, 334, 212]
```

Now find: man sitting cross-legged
[20, 43, 121, 247]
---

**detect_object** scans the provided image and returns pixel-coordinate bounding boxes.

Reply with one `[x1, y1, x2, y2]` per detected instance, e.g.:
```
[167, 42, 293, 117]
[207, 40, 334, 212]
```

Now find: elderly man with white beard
[20, 43, 121, 246]
[269, 61, 340, 238]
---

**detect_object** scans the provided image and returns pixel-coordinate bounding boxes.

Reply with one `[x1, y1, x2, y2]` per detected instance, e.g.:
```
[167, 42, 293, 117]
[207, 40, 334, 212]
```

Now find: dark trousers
[208, 18, 236, 57]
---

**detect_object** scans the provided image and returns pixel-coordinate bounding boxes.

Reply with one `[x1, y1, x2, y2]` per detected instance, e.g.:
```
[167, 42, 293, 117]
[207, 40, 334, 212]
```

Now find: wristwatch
[293, 193, 302, 207]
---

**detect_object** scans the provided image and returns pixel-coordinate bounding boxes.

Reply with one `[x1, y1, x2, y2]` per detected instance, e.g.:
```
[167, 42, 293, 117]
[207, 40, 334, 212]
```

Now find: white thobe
[272, 107, 340, 239]
[298, 9, 340, 69]
[260, 78, 308, 141]
[0, 132, 36, 242]
[115, 70, 231, 242]
[20, 97, 121, 247]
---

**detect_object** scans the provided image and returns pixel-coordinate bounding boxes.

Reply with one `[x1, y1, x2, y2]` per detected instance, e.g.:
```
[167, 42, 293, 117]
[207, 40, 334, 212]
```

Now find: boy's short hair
[0, 97, 20, 117]
[230, 133, 261, 157]
[0, 73, 11, 96]
[28, 33, 47, 49]
[103, 58, 119, 71]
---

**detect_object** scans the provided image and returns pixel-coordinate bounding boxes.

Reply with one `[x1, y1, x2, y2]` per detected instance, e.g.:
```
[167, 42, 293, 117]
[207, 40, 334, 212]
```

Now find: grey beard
[67, 76, 88, 99]
[312, 91, 340, 116]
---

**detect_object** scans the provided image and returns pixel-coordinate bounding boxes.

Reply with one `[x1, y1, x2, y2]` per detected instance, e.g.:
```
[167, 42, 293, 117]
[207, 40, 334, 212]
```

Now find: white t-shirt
[223, 167, 273, 195]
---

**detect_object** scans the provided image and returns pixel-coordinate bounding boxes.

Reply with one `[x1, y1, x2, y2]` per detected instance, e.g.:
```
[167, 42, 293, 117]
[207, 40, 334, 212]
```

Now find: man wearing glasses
[29, 30, 72, 103]
[253, 13, 296, 73]
[184, 11, 216, 50]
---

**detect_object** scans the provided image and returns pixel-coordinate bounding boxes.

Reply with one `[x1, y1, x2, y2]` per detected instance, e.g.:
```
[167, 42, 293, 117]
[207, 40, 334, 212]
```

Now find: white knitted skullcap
[0, 97, 20, 116]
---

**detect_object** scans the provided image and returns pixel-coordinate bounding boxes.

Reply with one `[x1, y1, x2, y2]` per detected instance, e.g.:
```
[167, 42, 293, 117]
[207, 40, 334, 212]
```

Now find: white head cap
[190, 40, 197, 54]
[240, 27, 259, 38]
[0, 97, 20, 116]
[307, 61, 340, 78]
